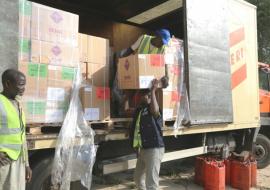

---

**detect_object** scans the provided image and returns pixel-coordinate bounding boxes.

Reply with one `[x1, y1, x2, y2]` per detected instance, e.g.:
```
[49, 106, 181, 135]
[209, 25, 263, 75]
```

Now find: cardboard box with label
[18, 62, 48, 98]
[20, 0, 78, 46]
[19, 0, 32, 38]
[19, 39, 79, 67]
[78, 33, 109, 63]
[87, 62, 109, 87]
[31, 3, 78, 45]
[22, 97, 69, 123]
[30, 40, 79, 67]
[22, 98, 47, 123]
[80, 80, 110, 121]
[164, 64, 181, 91]
[156, 89, 179, 121]
[19, 63, 75, 123]
[118, 54, 166, 89]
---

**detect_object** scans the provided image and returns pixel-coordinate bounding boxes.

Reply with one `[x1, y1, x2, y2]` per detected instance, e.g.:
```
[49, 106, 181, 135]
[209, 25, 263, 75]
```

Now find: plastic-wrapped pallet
[51, 66, 97, 190]
[19, 0, 79, 123]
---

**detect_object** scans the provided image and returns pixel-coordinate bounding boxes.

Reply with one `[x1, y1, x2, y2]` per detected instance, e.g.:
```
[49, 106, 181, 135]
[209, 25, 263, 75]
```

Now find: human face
[140, 92, 151, 105]
[7, 75, 26, 98]
[16, 75, 26, 96]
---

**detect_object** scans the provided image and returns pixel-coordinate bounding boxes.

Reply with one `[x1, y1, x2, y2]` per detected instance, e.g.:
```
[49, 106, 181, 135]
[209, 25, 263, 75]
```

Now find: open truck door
[184, 0, 233, 125]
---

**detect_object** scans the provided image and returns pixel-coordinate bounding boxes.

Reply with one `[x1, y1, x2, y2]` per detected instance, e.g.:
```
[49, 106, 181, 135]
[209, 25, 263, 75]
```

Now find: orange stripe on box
[232, 64, 247, 89]
[230, 27, 245, 47]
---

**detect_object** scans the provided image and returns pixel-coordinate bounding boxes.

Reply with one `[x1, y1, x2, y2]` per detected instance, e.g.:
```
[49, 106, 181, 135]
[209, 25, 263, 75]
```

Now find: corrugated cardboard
[30, 2, 78, 45]
[19, 63, 75, 123]
[164, 38, 184, 65]
[87, 62, 109, 87]
[80, 80, 110, 121]
[19, 39, 79, 67]
[19, 0, 31, 38]
[18, 62, 48, 98]
[22, 98, 47, 123]
[30, 40, 79, 67]
[118, 54, 166, 89]
[78, 33, 109, 63]
[47, 65, 75, 91]
[22, 97, 69, 123]
[164, 64, 181, 91]
[157, 89, 179, 121]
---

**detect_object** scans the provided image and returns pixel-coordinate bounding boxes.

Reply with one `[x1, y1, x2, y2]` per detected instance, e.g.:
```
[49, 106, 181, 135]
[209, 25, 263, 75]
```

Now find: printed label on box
[62, 67, 76, 80]
[45, 109, 64, 122]
[139, 76, 154, 89]
[172, 91, 180, 102]
[19, 0, 32, 15]
[96, 87, 110, 99]
[47, 87, 65, 101]
[26, 101, 46, 115]
[19, 39, 30, 53]
[84, 108, 100, 121]
[163, 109, 174, 121]
[28, 63, 48, 77]
[165, 54, 174, 65]
[48, 65, 59, 71]
[138, 54, 146, 59]
[150, 55, 164, 66]
[84, 87, 92, 92]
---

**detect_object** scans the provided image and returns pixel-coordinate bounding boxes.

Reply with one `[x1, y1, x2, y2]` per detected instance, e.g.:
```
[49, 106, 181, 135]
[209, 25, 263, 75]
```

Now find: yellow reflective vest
[0, 94, 26, 160]
[137, 34, 165, 54]
[133, 111, 142, 148]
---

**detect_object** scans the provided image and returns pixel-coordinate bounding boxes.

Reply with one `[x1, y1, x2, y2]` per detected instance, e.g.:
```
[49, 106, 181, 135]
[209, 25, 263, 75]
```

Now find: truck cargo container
[0, 0, 268, 189]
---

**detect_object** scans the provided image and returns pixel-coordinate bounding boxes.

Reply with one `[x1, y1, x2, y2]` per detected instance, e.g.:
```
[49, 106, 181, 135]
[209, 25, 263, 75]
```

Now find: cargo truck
[1, 0, 269, 189]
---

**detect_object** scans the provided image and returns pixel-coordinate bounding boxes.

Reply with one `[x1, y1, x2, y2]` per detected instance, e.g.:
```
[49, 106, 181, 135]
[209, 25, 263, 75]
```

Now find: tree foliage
[246, 0, 270, 64]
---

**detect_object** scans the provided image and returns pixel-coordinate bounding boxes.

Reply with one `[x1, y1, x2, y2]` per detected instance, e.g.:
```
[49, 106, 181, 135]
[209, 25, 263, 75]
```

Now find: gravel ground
[91, 159, 270, 190]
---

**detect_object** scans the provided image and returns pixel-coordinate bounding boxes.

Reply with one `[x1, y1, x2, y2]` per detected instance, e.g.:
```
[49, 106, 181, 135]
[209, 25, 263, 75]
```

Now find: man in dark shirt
[130, 79, 164, 190]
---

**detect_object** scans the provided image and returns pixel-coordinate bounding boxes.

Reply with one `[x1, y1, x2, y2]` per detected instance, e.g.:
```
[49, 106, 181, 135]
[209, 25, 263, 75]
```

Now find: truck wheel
[26, 156, 53, 190]
[254, 134, 270, 169]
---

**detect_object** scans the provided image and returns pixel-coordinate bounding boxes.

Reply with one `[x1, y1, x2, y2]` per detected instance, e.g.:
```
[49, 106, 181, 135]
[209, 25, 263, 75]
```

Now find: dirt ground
[91, 159, 270, 190]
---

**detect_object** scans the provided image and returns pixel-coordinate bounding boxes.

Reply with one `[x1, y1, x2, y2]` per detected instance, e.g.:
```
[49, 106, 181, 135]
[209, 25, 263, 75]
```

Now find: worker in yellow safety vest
[112, 29, 171, 117]
[119, 28, 171, 56]
[0, 69, 32, 190]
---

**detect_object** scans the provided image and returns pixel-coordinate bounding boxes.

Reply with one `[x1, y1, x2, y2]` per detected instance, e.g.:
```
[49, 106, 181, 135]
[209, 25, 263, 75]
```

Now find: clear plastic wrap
[51, 66, 97, 190]
[164, 37, 191, 129]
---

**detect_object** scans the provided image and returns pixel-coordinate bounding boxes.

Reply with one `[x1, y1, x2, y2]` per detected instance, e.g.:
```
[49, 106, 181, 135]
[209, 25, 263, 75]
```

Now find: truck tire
[26, 156, 53, 190]
[254, 134, 270, 169]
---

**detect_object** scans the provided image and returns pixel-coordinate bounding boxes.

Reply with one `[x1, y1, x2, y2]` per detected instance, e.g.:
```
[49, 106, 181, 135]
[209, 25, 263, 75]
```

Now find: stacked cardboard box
[78, 33, 110, 121]
[117, 38, 183, 121]
[80, 80, 110, 121]
[19, 0, 78, 123]
[160, 38, 184, 121]
[118, 54, 165, 89]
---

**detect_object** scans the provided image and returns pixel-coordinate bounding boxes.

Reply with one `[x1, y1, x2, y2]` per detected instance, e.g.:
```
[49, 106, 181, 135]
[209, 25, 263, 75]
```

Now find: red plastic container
[204, 160, 225, 190]
[250, 160, 257, 187]
[230, 160, 251, 190]
[224, 159, 231, 185]
[194, 156, 206, 186]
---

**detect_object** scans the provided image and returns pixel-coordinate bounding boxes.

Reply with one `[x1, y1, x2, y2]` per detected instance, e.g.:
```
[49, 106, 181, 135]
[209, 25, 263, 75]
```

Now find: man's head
[152, 29, 171, 48]
[2, 69, 26, 99]
[139, 89, 151, 105]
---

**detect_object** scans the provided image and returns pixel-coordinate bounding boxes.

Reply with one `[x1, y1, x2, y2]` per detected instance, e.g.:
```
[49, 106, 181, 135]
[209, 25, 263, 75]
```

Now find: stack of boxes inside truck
[117, 38, 183, 121]
[78, 34, 110, 121]
[160, 38, 183, 121]
[19, 0, 78, 123]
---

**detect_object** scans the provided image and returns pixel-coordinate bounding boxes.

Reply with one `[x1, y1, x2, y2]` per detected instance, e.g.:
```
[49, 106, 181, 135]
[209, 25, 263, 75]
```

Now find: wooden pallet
[26, 118, 133, 135]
